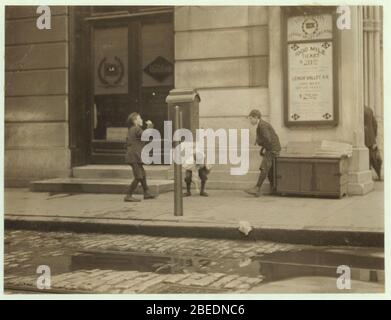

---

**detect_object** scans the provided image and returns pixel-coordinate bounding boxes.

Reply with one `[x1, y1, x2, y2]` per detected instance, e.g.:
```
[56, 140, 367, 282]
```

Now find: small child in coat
[181, 142, 211, 197]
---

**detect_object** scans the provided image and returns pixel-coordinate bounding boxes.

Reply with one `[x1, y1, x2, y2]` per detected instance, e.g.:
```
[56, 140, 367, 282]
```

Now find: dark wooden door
[90, 14, 174, 164]
[138, 17, 174, 164]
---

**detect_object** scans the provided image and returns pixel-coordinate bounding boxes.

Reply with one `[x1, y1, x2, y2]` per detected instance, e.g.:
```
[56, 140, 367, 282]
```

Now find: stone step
[73, 165, 171, 180]
[30, 177, 267, 194]
[30, 178, 173, 195]
[176, 169, 260, 181]
[169, 167, 263, 190]
[34, 164, 264, 194]
[205, 180, 270, 191]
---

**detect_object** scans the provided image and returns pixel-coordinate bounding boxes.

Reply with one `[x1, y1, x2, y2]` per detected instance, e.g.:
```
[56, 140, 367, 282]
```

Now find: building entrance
[89, 8, 174, 164]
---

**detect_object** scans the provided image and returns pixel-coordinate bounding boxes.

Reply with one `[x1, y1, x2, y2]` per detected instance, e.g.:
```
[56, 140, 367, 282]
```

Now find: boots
[245, 170, 265, 197]
[124, 179, 141, 202]
[124, 195, 141, 202]
[141, 177, 155, 200]
[183, 180, 191, 197]
[244, 186, 261, 197]
[200, 180, 208, 197]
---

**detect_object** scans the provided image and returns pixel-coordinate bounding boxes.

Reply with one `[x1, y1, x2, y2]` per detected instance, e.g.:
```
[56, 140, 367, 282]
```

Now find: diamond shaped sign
[144, 56, 173, 82]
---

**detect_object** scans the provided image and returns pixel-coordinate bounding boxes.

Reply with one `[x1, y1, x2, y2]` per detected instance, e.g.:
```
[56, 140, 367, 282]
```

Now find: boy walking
[245, 109, 281, 197]
[124, 112, 155, 202]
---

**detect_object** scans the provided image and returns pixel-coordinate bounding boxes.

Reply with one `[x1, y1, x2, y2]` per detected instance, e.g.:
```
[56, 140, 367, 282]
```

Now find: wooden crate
[275, 155, 349, 198]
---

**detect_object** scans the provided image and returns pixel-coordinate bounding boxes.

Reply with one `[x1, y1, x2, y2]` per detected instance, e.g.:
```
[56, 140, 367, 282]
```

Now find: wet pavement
[5, 182, 384, 238]
[4, 230, 385, 294]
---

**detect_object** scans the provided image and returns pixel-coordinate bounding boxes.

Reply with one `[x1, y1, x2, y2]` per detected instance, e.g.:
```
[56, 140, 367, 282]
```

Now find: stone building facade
[5, 6, 71, 186]
[4, 6, 383, 195]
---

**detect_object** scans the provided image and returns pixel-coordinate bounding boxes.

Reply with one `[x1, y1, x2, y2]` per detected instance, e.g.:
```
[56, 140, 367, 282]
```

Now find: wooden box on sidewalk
[275, 155, 349, 198]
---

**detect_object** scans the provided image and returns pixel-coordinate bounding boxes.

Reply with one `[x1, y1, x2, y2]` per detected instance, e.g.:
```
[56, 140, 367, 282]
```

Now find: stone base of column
[347, 147, 374, 195]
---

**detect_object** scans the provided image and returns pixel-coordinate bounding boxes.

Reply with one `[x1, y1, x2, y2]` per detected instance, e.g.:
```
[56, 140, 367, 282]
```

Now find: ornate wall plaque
[283, 9, 338, 126]
[287, 14, 333, 41]
[94, 26, 128, 95]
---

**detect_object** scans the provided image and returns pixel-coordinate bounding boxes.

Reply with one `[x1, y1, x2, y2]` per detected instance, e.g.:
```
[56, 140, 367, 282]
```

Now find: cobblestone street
[4, 230, 305, 294]
[4, 230, 384, 294]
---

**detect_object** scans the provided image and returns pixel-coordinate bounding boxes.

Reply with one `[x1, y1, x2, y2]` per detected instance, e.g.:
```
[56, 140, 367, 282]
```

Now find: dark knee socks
[128, 177, 150, 196]
[128, 179, 139, 195]
[256, 170, 267, 188]
[201, 180, 206, 193]
[185, 179, 191, 193]
[185, 172, 192, 193]
[140, 177, 149, 193]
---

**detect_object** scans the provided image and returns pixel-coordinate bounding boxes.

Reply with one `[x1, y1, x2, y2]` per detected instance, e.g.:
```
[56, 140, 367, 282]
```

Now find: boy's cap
[248, 109, 261, 119]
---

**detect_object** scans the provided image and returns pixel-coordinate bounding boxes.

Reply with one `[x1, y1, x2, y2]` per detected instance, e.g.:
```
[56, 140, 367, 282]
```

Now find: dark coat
[256, 119, 281, 152]
[364, 106, 378, 148]
[125, 125, 145, 164]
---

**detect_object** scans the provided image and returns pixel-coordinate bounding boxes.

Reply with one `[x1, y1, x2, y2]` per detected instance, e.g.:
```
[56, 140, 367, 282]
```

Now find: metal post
[173, 106, 183, 216]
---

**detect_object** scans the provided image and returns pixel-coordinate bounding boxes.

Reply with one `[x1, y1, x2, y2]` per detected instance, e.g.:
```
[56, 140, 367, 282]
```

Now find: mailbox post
[166, 89, 201, 216]
[166, 88, 200, 137]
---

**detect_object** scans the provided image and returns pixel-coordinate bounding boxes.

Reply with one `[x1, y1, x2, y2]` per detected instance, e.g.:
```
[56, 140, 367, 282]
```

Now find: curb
[5, 216, 384, 247]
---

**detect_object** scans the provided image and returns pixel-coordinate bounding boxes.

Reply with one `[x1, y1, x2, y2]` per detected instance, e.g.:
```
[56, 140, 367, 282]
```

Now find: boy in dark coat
[245, 109, 281, 197]
[124, 112, 155, 202]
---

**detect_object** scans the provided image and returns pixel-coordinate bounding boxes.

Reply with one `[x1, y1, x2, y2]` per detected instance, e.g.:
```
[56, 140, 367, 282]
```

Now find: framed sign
[282, 7, 339, 126]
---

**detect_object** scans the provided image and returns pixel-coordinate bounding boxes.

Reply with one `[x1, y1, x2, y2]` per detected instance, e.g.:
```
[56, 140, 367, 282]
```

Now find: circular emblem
[97, 56, 124, 87]
[302, 17, 319, 36]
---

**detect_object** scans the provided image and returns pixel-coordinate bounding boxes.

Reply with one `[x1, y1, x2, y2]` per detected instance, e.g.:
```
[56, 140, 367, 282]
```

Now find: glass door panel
[140, 20, 174, 163]
[89, 14, 174, 164]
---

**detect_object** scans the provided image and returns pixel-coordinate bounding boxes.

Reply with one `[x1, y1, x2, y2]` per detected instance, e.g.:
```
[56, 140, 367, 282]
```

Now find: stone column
[373, 6, 383, 172]
[267, 6, 283, 142]
[363, 6, 383, 176]
[363, 7, 369, 108]
[363, 6, 382, 116]
[343, 6, 374, 194]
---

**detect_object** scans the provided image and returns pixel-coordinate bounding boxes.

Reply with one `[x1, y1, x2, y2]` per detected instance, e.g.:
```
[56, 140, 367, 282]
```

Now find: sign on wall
[283, 9, 338, 126]
[144, 56, 173, 82]
[141, 22, 174, 87]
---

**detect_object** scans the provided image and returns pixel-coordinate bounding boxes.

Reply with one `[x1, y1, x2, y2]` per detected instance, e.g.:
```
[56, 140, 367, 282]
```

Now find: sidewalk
[4, 182, 384, 246]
